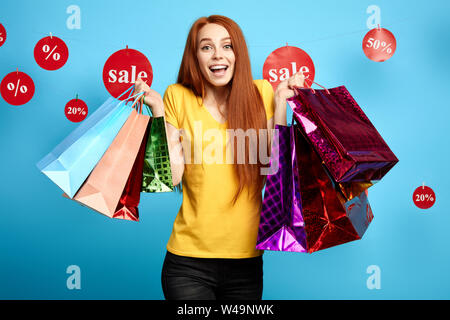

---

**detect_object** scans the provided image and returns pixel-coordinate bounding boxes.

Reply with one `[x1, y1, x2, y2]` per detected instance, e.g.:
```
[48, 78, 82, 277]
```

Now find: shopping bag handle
[294, 78, 330, 95]
[114, 91, 145, 112]
[129, 92, 145, 113]
[127, 91, 155, 117]
[139, 95, 155, 116]
[125, 83, 155, 117]
[116, 84, 136, 101]
[144, 104, 153, 117]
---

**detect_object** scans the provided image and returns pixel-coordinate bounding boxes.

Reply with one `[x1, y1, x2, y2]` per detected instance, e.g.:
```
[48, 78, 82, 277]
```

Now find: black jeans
[161, 251, 263, 300]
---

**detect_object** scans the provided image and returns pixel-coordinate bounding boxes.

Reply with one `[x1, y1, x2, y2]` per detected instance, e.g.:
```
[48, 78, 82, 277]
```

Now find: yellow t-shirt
[163, 79, 275, 258]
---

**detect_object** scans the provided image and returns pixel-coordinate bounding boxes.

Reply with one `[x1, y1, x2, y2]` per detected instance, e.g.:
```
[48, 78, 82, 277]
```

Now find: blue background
[1, 0, 449, 299]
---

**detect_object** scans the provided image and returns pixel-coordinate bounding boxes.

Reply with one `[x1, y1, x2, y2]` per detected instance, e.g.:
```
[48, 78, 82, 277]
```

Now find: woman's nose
[212, 47, 224, 59]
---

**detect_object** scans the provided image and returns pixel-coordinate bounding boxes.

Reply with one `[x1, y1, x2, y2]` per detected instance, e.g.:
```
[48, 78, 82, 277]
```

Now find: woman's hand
[274, 71, 305, 101]
[135, 78, 185, 186]
[134, 77, 164, 117]
[271, 71, 305, 127]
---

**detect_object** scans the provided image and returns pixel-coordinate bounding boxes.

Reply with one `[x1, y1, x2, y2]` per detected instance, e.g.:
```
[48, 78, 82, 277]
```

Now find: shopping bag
[294, 123, 374, 253]
[37, 86, 137, 198]
[62, 128, 147, 221]
[112, 121, 149, 221]
[256, 124, 307, 252]
[68, 96, 150, 218]
[141, 116, 173, 192]
[287, 86, 398, 183]
[256, 122, 374, 253]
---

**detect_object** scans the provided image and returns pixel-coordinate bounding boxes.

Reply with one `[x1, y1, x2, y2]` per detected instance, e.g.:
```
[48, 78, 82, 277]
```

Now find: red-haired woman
[135, 15, 304, 300]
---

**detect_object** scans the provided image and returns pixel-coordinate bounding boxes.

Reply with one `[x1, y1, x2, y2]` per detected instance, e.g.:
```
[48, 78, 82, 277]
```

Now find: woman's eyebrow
[199, 37, 231, 43]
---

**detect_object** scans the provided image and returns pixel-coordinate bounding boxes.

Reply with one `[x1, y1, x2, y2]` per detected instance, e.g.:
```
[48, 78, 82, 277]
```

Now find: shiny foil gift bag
[294, 124, 374, 253]
[113, 124, 149, 222]
[256, 123, 374, 253]
[287, 86, 398, 183]
[67, 97, 150, 218]
[37, 86, 137, 198]
[141, 116, 173, 193]
[256, 124, 307, 252]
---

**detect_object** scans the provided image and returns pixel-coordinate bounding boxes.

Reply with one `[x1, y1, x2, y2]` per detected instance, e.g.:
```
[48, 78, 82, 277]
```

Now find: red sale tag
[0, 23, 6, 47]
[413, 185, 436, 209]
[34, 35, 69, 70]
[0, 71, 35, 106]
[263, 45, 315, 91]
[65, 97, 88, 122]
[362, 27, 396, 62]
[102, 47, 153, 100]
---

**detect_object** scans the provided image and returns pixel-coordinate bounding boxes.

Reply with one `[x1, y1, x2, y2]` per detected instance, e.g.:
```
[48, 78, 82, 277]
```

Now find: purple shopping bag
[256, 124, 307, 252]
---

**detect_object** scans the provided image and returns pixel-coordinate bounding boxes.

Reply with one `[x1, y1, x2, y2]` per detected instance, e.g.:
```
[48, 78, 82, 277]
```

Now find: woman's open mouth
[209, 65, 228, 77]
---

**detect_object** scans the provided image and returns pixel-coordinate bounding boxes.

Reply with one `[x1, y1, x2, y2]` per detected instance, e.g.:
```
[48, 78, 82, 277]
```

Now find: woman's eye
[200, 44, 232, 51]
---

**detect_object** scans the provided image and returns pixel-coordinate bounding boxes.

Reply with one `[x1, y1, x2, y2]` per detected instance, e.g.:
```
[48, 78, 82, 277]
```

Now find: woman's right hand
[135, 78, 185, 186]
[134, 77, 164, 117]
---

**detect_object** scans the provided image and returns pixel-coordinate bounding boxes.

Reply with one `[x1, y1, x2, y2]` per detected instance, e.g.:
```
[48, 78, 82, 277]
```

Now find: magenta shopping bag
[287, 86, 398, 183]
[256, 124, 306, 252]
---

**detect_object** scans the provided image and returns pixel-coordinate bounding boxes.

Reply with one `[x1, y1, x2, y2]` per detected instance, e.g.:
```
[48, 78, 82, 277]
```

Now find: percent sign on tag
[0, 70, 35, 106]
[34, 35, 69, 70]
[0, 23, 6, 47]
[413, 184, 436, 209]
[362, 27, 396, 62]
[65, 95, 88, 122]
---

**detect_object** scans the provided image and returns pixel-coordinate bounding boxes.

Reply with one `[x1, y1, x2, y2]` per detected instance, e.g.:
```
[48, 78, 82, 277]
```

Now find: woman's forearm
[274, 96, 288, 127]
[272, 70, 304, 129]
[266, 95, 288, 154]
[151, 104, 165, 118]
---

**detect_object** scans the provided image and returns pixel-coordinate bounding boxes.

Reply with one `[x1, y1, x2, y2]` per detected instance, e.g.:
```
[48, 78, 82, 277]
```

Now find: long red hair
[177, 15, 268, 204]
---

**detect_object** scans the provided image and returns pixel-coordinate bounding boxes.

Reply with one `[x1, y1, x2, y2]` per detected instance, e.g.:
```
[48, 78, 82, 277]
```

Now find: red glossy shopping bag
[294, 123, 374, 253]
[113, 123, 149, 221]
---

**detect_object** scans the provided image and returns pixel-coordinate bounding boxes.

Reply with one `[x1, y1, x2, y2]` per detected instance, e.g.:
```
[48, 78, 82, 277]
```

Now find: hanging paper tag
[362, 27, 396, 62]
[34, 35, 69, 70]
[0, 23, 6, 47]
[263, 45, 315, 91]
[102, 47, 153, 100]
[0, 71, 35, 106]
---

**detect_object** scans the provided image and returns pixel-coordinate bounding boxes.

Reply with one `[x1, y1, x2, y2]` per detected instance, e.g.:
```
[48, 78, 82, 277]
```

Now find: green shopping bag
[141, 115, 174, 192]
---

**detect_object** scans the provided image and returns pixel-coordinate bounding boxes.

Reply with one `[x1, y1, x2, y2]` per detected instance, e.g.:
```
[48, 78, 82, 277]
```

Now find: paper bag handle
[129, 93, 145, 113]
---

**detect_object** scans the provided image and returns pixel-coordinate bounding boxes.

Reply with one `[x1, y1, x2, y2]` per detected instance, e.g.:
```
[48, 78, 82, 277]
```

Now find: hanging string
[248, 15, 411, 47]
[24, 14, 412, 109]
[29, 15, 412, 51]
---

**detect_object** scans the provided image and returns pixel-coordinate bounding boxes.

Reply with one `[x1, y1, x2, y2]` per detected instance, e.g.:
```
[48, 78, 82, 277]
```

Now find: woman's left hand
[274, 71, 306, 102]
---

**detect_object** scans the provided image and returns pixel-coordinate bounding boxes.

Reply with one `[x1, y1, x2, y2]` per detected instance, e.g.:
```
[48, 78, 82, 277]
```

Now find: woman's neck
[203, 82, 230, 110]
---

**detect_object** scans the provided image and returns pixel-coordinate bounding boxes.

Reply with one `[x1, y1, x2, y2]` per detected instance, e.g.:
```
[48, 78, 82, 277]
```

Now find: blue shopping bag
[37, 86, 143, 198]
